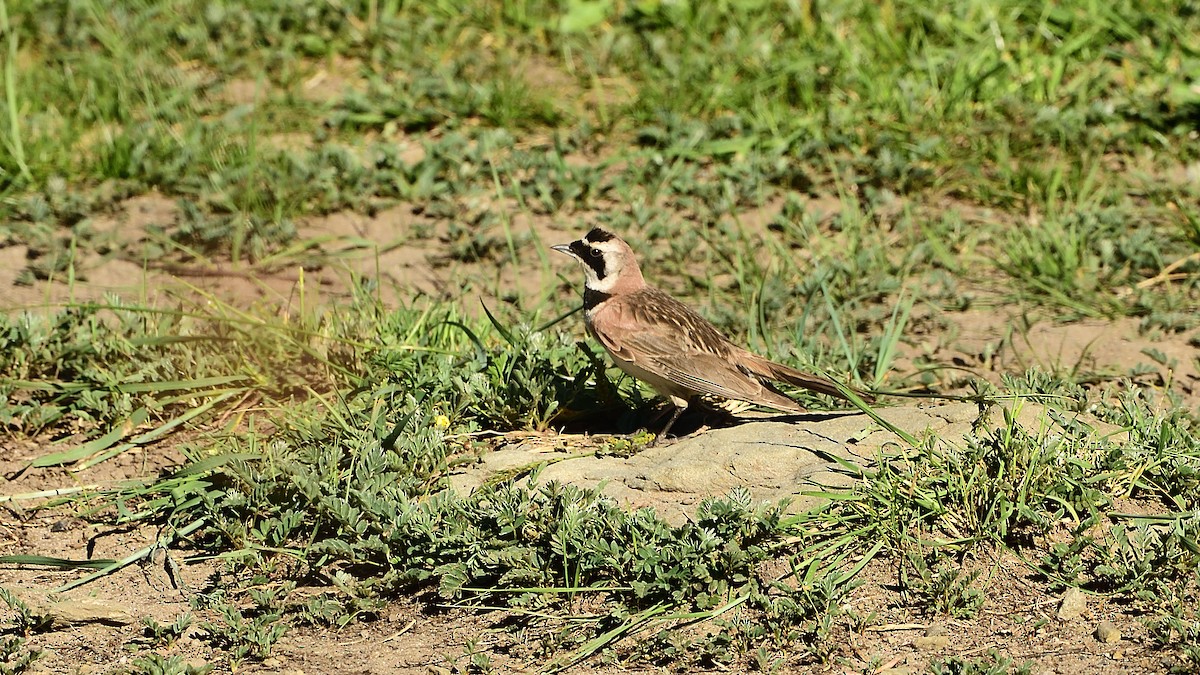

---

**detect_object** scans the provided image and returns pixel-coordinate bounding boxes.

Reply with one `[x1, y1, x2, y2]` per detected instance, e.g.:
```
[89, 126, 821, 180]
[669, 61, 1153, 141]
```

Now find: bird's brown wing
[591, 289, 809, 412]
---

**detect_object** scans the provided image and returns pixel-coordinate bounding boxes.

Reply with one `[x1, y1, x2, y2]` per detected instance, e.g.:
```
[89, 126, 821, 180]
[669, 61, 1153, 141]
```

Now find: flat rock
[8, 588, 134, 628]
[914, 634, 951, 650]
[449, 402, 1124, 524]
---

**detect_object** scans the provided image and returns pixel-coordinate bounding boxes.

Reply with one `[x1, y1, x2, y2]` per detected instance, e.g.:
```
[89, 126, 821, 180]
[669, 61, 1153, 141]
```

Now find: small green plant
[754, 573, 859, 664]
[141, 612, 193, 647]
[929, 650, 1032, 675]
[900, 551, 986, 619]
[0, 636, 42, 675]
[461, 636, 495, 674]
[998, 215, 1118, 317]
[298, 571, 385, 628]
[1144, 575, 1200, 670]
[595, 430, 656, 457]
[0, 589, 49, 636]
[126, 654, 213, 675]
[194, 590, 289, 667]
[749, 646, 785, 673]
[456, 318, 597, 431]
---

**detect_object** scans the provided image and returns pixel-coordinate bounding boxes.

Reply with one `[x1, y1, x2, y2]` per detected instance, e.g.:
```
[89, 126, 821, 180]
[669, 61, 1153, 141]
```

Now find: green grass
[2, 0, 1200, 671]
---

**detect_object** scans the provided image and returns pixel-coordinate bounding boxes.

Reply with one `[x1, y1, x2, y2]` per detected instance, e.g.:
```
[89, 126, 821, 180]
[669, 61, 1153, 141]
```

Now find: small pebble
[1057, 587, 1087, 621]
[924, 625, 949, 637]
[1095, 620, 1121, 644]
[50, 517, 84, 532]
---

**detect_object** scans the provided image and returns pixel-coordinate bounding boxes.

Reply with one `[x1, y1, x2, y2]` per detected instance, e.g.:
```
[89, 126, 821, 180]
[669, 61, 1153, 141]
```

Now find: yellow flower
[433, 414, 450, 429]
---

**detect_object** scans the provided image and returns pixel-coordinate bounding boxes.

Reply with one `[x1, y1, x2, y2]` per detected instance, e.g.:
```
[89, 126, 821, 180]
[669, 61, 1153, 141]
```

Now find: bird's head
[552, 227, 644, 293]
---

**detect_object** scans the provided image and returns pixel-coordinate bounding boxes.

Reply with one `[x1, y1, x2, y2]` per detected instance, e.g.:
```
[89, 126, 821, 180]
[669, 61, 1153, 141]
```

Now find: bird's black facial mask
[570, 239, 607, 279]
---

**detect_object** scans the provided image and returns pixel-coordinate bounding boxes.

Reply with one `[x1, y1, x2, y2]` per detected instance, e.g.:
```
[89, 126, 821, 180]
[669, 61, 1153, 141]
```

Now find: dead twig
[1136, 251, 1200, 289]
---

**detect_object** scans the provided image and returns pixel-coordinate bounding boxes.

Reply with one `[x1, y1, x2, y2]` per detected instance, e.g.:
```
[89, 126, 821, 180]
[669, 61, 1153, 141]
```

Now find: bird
[552, 226, 872, 443]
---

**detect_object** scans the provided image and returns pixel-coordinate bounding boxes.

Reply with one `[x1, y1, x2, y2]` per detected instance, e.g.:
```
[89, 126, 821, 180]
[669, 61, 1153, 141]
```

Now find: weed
[0, 589, 49, 636]
[1147, 575, 1200, 671]
[900, 551, 987, 619]
[839, 388, 1116, 549]
[194, 589, 289, 667]
[753, 572, 859, 663]
[456, 316, 597, 431]
[0, 636, 41, 675]
[930, 650, 1032, 675]
[595, 431, 655, 458]
[297, 571, 385, 628]
[127, 653, 213, 675]
[141, 612, 193, 647]
[461, 636, 495, 674]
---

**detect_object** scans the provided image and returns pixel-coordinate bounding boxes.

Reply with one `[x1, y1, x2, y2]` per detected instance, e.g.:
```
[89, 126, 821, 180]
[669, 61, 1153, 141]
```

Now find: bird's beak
[551, 243, 572, 255]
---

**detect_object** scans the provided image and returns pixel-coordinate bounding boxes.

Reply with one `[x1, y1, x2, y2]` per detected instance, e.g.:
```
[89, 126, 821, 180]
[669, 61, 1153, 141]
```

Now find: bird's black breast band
[583, 288, 612, 310]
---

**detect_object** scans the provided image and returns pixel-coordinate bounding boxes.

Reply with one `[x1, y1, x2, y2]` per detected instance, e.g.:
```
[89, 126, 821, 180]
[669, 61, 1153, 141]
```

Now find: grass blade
[53, 519, 206, 593]
[0, 555, 118, 569]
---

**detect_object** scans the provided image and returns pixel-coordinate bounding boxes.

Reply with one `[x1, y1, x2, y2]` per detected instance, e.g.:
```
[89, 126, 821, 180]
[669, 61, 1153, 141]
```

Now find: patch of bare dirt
[910, 308, 1200, 407]
[299, 55, 367, 103]
[1, 190, 580, 319]
[288, 202, 575, 313]
[212, 54, 366, 109]
[0, 192, 318, 312]
[835, 552, 1166, 675]
[2, 193, 180, 310]
[0, 246, 174, 312]
[295, 206, 446, 302]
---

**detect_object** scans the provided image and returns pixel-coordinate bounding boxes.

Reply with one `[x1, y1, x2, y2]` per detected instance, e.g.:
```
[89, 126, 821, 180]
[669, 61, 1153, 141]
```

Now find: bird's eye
[589, 248, 602, 258]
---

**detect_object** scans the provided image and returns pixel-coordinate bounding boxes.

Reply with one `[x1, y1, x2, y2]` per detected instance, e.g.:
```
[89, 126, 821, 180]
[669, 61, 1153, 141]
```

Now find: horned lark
[553, 227, 870, 442]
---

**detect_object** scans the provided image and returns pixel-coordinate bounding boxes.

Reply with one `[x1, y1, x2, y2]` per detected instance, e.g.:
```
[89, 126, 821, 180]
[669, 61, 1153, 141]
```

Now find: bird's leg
[651, 405, 684, 447]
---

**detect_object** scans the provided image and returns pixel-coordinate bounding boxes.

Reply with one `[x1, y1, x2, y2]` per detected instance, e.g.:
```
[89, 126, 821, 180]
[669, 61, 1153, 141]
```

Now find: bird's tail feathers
[744, 355, 876, 404]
